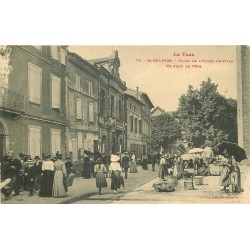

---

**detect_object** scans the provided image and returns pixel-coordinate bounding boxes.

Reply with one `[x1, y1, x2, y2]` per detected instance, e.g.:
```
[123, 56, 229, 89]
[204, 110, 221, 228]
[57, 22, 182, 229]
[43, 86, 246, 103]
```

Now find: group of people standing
[1, 151, 75, 200]
[92, 151, 138, 195]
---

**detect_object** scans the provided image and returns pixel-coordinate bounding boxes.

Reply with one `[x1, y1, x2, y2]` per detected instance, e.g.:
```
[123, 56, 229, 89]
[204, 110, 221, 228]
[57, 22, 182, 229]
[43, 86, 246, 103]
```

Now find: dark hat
[43, 154, 51, 159]
[2, 155, 11, 162]
[34, 156, 40, 160]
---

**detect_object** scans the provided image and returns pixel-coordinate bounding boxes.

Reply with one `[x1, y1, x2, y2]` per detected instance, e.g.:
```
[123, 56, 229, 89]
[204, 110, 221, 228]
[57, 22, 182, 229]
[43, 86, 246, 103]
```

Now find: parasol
[202, 147, 214, 158]
[181, 153, 196, 161]
[216, 141, 247, 162]
[188, 148, 204, 154]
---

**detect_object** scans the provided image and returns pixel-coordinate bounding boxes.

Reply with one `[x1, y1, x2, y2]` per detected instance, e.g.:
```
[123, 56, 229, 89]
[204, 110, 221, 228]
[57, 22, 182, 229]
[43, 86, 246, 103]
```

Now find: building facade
[90, 51, 127, 154]
[237, 45, 250, 157]
[0, 45, 68, 159]
[67, 52, 99, 161]
[125, 88, 154, 158]
[0, 47, 154, 161]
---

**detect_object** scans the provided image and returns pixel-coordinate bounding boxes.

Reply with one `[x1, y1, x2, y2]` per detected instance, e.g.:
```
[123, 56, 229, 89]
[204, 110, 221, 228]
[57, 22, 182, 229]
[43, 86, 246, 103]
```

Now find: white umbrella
[188, 148, 204, 154]
[181, 154, 196, 161]
[202, 147, 214, 158]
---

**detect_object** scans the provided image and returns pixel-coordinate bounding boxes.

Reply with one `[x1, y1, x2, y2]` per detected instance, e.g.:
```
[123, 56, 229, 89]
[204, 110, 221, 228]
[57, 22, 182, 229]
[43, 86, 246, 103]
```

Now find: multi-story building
[90, 51, 127, 154]
[125, 87, 154, 158]
[0, 47, 154, 161]
[237, 45, 250, 157]
[0, 45, 68, 160]
[66, 52, 99, 161]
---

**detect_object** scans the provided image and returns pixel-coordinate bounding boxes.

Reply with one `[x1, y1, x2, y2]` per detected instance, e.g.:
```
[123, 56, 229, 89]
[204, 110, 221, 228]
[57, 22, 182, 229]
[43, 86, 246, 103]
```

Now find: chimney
[136, 86, 139, 92]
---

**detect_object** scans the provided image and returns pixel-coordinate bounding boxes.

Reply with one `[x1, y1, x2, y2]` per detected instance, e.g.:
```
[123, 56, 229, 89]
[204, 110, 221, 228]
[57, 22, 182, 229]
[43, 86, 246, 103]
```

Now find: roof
[151, 106, 165, 116]
[125, 90, 145, 106]
[126, 89, 154, 109]
[140, 92, 154, 109]
[89, 50, 120, 67]
[68, 52, 100, 73]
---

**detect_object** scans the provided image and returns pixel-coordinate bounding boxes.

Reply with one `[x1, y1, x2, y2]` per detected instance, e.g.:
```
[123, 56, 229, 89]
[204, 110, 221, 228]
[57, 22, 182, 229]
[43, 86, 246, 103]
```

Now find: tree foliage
[151, 112, 182, 151]
[177, 77, 237, 147]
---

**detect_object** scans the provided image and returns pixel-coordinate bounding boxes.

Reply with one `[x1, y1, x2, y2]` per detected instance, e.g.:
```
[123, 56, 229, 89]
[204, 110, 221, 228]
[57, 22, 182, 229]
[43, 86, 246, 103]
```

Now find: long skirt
[130, 162, 138, 173]
[230, 171, 241, 192]
[142, 159, 148, 170]
[111, 171, 121, 190]
[219, 166, 231, 187]
[96, 172, 108, 188]
[39, 170, 54, 197]
[83, 164, 91, 178]
[52, 170, 66, 198]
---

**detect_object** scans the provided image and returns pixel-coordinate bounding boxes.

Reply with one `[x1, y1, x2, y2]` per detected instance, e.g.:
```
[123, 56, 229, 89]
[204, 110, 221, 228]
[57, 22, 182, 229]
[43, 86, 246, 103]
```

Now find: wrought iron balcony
[0, 86, 25, 114]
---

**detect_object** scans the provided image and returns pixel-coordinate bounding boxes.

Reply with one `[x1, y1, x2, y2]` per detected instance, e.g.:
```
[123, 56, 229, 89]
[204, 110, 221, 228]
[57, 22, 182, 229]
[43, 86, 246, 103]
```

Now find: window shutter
[51, 129, 61, 155]
[29, 64, 41, 104]
[60, 48, 66, 65]
[76, 98, 82, 119]
[89, 103, 94, 122]
[51, 75, 61, 108]
[77, 132, 83, 149]
[88, 81, 93, 97]
[51, 46, 58, 60]
[28, 126, 41, 157]
[75, 74, 80, 92]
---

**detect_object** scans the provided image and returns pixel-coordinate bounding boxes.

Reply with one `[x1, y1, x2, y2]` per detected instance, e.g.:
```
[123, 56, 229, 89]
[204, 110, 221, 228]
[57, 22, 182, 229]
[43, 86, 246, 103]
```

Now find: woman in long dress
[219, 149, 232, 191]
[94, 158, 107, 195]
[142, 154, 148, 170]
[39, 155, 54, 197]
[230, 156, 241, 193]
[109, 154, 122, 194]
[52, 154, 67, 198]
[130, 153, 138, 173]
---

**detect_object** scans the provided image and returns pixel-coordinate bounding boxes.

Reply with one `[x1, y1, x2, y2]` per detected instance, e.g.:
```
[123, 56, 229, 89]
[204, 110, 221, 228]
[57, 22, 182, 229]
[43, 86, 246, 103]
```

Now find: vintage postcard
[1, 45, 250, 204]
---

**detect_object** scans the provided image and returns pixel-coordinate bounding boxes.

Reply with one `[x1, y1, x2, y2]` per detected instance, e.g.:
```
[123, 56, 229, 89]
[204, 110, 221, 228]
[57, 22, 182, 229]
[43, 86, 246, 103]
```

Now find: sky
[69, 46, 237, 111]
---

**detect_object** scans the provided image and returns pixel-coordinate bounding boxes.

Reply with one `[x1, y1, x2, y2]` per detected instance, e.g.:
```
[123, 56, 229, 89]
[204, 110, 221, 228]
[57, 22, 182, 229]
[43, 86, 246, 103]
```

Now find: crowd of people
[0, 151, 75, 200]
[0, 149, 144, 199]
[1, 147, 242, 200]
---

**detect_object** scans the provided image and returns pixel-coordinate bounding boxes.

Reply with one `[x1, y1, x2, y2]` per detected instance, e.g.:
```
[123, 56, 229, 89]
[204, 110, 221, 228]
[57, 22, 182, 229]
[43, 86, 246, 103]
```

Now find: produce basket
[152, 176, 178, 192]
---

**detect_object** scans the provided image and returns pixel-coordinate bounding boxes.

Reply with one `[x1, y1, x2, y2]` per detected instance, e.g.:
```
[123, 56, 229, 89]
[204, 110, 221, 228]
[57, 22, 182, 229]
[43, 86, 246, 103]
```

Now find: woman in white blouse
[109, 154, 122, 194]
[39, 154, 54, 197]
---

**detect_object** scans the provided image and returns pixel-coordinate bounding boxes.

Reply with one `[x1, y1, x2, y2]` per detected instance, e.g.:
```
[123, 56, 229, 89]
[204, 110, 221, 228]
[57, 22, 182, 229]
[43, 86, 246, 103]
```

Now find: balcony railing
[0, 86, 25, 114]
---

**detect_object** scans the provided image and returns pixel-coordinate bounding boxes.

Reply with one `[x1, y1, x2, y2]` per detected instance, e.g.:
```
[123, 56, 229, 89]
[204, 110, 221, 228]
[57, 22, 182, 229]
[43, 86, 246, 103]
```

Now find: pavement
[2, 164, 250, 204]
[1, 164, 158, 204]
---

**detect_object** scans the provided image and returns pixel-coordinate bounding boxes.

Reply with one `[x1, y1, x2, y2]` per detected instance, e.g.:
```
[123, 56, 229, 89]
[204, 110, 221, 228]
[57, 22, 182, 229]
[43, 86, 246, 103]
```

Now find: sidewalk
[1, 164, 158, 204]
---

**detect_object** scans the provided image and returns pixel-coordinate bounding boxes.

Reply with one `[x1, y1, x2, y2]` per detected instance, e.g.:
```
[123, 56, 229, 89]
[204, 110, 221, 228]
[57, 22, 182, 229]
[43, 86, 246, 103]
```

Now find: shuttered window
[51, 46, 59, 60]
[88, 103, 94, 122]
[51, 129, 61, 155]
[51, 74, 61, 109]
[60, 48, 66, 65]
[28, 126, 41, 158]
[76, 98, 82, 119]
[28, 63, 42, 104]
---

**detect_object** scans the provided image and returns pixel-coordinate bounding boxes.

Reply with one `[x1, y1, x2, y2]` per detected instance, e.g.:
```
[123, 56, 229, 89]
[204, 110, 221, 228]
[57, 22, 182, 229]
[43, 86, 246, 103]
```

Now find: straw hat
[111, 154, 120, 162]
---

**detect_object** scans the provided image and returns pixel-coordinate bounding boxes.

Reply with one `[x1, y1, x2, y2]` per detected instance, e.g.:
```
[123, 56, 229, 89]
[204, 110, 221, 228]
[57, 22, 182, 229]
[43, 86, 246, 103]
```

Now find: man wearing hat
[159, 154, 166, 179]
[33, 156, 42, 191]
[121, 152, 130, 179]
[8, 151, 22, 196]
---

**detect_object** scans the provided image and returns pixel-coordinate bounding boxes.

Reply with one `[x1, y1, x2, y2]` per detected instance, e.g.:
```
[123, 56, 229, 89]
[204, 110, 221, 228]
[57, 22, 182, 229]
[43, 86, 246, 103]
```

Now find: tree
[151, 113, 182, 152]
[177, 77, 237, 147]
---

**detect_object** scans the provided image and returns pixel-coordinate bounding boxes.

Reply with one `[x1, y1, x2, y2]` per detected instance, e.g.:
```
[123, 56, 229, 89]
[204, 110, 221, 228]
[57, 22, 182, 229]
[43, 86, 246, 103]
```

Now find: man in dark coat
[121, 152, 130, 179]
[8, 151, 22, 196]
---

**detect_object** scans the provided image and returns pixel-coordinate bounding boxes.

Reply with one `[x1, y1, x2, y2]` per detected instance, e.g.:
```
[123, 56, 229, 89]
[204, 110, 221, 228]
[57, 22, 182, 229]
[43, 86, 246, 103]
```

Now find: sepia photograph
[1, 2, 250, 250]
[1, 45, 250, 204]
